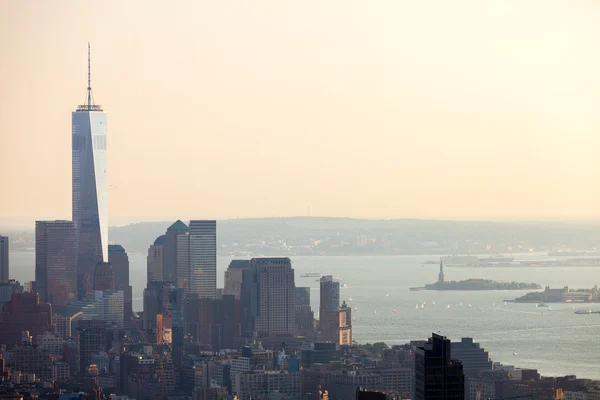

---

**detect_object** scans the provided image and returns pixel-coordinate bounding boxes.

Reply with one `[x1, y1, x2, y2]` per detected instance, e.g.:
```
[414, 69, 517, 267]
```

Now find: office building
[73, 44, 108, 298]
[93, 262, 114, 291]
[224, 260, 251, 299]
[295, 287, 315, 339]
[319, 275, 340, 342]
[301, 342, 340, 368]
[189, 220, 217, 298]
[35, 220, 78, 306]
[108, 244, 132, 321]
[0, 235, 8, 283]
[0, 292, 52, 349]
[252, 258, 295, 336]
[232, 371, 301, 400]
[147, 236, 164, 283]
[415, 333, 465, 400]
[78, 319, 107, 373]
[81, 290, 124, 328]
[163, 219, 189, 283]
[11, 342, 53, 380]
[451, 337, 493, 379]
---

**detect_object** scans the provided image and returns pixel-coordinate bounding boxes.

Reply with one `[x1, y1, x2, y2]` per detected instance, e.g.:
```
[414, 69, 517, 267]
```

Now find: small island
[510, 285, 600, 303]
[410, 260, 541, 291]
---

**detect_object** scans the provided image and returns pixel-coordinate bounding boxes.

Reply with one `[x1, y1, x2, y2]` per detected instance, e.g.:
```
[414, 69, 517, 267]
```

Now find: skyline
[2, 1, 600, 222]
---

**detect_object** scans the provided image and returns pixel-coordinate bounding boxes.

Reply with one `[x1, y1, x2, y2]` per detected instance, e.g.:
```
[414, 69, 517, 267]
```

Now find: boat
[468, 304, 472, 308]
[415, 304, 419, 309]
[342, 284, 348, 288]
[300, 273, 321, 278]
[575, 309, 592, 314]
[548, 306, 552, 311]
[504, 302, 507, 306]
[432, 301, 436, 306]
[393, 308, 397, 313]
[493, 302, 496, 307]
[460, 301, 463, 307]
[420, 304, 424, 309]
[348, 298, 353, 302]
[386, 293, 389, 297]
[354, 306, 358, 311]
[447, 304, 451, 309]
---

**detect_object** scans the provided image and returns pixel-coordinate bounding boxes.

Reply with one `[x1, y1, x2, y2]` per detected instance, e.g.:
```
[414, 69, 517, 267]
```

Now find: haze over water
[10, 251, 600, 379]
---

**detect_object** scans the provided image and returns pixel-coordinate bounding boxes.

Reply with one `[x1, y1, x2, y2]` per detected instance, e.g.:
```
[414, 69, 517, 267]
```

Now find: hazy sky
[1, 1, 600, 222]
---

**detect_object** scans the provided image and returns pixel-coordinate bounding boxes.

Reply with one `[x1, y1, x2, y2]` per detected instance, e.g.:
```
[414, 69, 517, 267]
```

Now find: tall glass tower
[72, 44, 107, 297]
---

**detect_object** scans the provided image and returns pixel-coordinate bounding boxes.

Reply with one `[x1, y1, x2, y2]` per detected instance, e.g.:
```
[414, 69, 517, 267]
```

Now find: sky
[1, 1, 600, 224]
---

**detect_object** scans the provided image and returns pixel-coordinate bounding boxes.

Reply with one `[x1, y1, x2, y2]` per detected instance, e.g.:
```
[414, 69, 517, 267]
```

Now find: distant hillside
[106, 217, 600, 255]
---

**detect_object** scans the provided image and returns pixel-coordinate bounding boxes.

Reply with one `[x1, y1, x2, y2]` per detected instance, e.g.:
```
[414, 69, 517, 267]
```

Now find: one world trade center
[72, 44, 108, 297]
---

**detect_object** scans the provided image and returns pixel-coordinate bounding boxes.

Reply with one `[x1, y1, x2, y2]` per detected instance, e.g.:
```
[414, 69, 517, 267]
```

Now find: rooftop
[167, 219, 189, 231]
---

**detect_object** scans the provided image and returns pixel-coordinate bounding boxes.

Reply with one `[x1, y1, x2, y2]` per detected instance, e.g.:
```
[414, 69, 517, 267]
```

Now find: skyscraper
[93, 262, 114, 291]
[35, 221, 78, 306]
[415, 333, 465, 400]
[319, 275, 340, 342]
[0, 236, 8, 283]
[108, 244, 132, 321]
[224, 260, 251, 299]
[72, 44, 108, 298]
[147, 236, 165, 284]
[163, 220, 189, 283]
[189, 220, 217, 298]
[252, 258, 295, 336]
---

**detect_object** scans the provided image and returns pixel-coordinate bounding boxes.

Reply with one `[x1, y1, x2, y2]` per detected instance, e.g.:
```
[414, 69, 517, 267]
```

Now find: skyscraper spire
[87, 42, 92, 110]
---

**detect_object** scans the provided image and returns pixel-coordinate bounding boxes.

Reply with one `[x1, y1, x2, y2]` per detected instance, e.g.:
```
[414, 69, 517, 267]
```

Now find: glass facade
[35, 220, 78, 306]
[72, 108, 107, 296]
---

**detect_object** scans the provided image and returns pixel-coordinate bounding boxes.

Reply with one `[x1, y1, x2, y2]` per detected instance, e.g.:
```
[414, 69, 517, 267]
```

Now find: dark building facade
[319, 276, 340, 342]
[0, 292, 53, 349]
[35, 220, 78, 306]
[108, 244, 132, 322]
[415, 333, 465, 400]
[451, 337, 493, 379]
[78, 319, 108, 373]
[184, 294, 241, 351]
[93, 262, 114, 291]
[0, 235, 8, 283]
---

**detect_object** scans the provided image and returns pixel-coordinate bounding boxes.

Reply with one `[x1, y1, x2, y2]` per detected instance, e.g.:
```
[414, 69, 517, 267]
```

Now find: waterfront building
[319, 276, 340, 342]
[0, 235, 8, 283]
[72, 44, 108, 298]
[189, 220, 217, 298]
[338, 300, 352, 345]
[415, 333, 465, 400]
[35, 220, 78, 306]
[252, 258, 295, 336]
[451, 337, 493, 379]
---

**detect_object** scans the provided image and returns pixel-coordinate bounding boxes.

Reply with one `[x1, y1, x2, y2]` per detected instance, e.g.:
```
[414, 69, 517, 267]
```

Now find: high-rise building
[451, 337, 493, 379]
[93, 262, 114, 291]
[415, 333, 465, 400]
[295, 287, 315, 339]
[0, 235, 8, 283]
[338, 301, 352, 345]
[35, 220, 78, 306]
[163, 220, 189, 283]
[224, 260, 251, 299]
[72, 44, 108, 298]
[147, 236, 165, 283]
[189, 220, 217, 298]
[319, 276, 340, 342]
[253, 258, 295, 336]
[77, 319, 107, 373]
[108, 244, 131, 321]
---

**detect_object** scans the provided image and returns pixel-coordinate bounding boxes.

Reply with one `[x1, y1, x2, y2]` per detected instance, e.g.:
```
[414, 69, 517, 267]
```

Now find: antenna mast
[87, 42, 92, 110]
